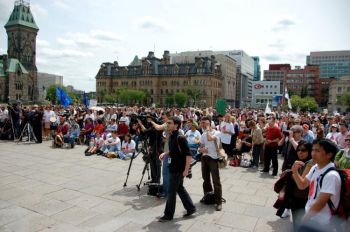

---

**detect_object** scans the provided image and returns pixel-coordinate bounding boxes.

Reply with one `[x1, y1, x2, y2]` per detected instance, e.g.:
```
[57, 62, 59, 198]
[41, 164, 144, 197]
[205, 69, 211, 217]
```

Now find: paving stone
[0, 141, 292, 232]
[217, 212, 258, 231]
[0, 205, 32, 226]
[30, 199, 74, 216]
[1, 212, 56, 232]
[67, 194, 105, 209]
[51, 206, 99, 226]
[44, 189, 83, 202]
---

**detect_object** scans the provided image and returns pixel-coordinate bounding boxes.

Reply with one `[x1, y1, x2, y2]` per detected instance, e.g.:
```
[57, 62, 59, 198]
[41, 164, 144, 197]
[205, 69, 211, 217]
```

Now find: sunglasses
[345, 139, 350, 142]
[297, 148, 308, 152]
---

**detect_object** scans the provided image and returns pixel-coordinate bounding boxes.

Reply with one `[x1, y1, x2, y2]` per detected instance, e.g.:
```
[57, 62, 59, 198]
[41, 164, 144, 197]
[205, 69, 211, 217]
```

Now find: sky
[0, 0, 349, 92]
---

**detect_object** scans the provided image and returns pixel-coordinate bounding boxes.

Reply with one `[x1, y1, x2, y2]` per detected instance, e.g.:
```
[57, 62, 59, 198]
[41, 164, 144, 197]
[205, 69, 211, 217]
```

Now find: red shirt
[94, 124, 104, 134]
[57, 123, 70, 135]
[265, 126, 282, 148]
[117, 123, 129, 136]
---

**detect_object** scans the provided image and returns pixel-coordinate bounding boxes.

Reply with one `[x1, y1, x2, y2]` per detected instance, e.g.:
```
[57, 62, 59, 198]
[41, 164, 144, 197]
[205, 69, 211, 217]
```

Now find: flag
[83, 92, 89, 109]
[284, 87, 292, 110]
[265, 100, 272, 115]
[56, 87, 72, 108]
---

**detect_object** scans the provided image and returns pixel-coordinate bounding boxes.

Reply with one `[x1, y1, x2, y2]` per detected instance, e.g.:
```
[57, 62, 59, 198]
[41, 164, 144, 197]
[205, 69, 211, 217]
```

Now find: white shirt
[219, 121, 235, 144]
[185, 129, 201, 145]
[325, 132, 339, 143]
[43, 110, 56, 123]
[305, 163, 341, 225]
[200, 129, 220, 160]
[122, 140, 136, 156]
[0, 108, 9, 122]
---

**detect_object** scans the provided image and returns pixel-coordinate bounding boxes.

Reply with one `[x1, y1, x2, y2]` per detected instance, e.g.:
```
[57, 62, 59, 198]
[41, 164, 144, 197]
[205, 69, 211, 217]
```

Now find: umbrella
[90, 106, 105, 112]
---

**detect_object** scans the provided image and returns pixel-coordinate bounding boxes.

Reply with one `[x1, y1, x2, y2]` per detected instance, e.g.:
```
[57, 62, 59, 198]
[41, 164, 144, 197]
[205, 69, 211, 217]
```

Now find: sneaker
[183, 209, 196, 217]
[158, 216, 172, 222]
[216, 204, 222, 211]
[281, 208, 291, 218]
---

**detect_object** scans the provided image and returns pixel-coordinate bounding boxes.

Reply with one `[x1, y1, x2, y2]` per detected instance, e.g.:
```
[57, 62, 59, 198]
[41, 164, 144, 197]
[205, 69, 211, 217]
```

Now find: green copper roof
[5, 2, 39, 30]
[7, 58, 29, 74]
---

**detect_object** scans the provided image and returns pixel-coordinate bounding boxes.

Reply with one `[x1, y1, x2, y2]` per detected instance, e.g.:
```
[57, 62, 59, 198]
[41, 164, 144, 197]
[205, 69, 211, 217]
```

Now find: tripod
[123, 145, 149, 187]
[17, 122, 37, 144]
[136, 153, 151, 191]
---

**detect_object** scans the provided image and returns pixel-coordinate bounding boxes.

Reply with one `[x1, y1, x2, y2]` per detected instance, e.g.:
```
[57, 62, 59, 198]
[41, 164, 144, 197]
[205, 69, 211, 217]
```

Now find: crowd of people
[1, 102, 350, 230]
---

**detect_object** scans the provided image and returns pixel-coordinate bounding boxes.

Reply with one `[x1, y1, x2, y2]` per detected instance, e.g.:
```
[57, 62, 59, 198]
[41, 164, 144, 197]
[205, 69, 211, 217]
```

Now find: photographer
[30, 105, 43, 143]
[280, 125, 304, 172]
[8, 102, 21, 139]
[138, 113, 164, 184]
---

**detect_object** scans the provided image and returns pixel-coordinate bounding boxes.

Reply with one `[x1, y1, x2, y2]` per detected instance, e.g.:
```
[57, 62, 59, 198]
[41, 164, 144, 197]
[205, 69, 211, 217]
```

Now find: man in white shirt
[292, 139, 341, 230]
[0, 106, 9, 124]
[199, 116, 223, 211]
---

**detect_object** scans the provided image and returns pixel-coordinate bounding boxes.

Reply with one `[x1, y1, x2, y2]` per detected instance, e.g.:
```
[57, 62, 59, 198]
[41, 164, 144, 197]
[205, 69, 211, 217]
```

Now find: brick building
[96, 51, 224, 107]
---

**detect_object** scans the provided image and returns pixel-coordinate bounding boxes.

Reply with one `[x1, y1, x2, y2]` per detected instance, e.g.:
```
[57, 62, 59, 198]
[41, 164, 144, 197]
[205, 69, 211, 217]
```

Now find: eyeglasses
[166, 122, 173, 125]
[345, 139, 350, 142]
[297, 148, 308, 152]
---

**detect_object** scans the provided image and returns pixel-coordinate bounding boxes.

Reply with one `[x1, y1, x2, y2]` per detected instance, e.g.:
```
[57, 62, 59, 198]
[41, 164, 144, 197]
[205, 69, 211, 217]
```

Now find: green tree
[174, 92, 187, 107]
[290, 95, 318, 112]
[46, 84, 66, 104]
[185, 87, 202, 106]
[337, 92, 350, 109]
[104, 94, 116, 103]
[165, 94, 175, 106]
[117, 88, 146, 105]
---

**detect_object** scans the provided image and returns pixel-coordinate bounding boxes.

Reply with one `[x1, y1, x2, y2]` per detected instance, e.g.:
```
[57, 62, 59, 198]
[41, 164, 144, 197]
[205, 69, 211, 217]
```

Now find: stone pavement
[0, 141, 292, 232]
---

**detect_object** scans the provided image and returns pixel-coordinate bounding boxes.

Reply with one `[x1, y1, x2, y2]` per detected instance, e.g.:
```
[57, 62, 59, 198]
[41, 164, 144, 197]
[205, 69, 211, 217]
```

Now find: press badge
[168, 157, 171, 164]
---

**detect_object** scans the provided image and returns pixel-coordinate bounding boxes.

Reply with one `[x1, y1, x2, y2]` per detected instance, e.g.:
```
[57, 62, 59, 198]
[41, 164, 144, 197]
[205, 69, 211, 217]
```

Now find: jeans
[188, 143, 200, 160]
[201, 156, 222, 205]
[252, 144, 263, 167]
[263, 146, 278, 175]
[162, 155, 170, 197]
[163, 172, 195, 219]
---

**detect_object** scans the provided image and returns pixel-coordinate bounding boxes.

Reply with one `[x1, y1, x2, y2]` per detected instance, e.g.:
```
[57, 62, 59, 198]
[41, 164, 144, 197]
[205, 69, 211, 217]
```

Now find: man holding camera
[8, 102, 21, 139]
[158, 116, 195, 222]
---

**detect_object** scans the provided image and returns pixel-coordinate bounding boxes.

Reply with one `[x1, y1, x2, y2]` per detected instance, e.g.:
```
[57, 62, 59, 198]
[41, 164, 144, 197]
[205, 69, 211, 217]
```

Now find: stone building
[96, 51, 224, 107]
[328, 76, 350, 113]
[0, 0, 39, 103]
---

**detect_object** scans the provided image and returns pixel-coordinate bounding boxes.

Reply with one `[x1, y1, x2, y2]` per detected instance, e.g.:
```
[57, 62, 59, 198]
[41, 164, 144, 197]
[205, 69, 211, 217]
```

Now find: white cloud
[0, 0, 13, 22]
[37, 39, 50, 47]
[268, 39, 286, 50]
[90, 29, 122, 41]
[272, 18, 296, 32]
[40, 47, 93, 59]
[57, 30, 122, 49]
[53, 0, 70, 10]
[31, 3, 48, 18]
[139, 16, 168, 33]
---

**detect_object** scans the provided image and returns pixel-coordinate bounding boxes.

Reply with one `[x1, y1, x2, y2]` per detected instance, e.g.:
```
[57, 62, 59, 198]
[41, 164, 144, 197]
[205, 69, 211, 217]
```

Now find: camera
[282, 130, 290, 136]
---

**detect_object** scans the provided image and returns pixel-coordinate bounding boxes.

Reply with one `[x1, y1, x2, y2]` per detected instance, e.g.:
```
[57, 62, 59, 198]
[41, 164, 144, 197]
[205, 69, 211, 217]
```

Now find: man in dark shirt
[158, 116, 196, 222]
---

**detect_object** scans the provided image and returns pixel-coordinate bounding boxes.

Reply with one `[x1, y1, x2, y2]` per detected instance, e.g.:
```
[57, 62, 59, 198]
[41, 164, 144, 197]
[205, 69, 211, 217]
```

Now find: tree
[46, 84, 66, 104]
[165, 94, 175, 106]
[104, 94, 116, 103]
[290, 95, 318, 112]
[337, 92, 350, 109]
[174, 92, 187, 107]
[117, 88, 146, 105]
[185, 87, 202, 106]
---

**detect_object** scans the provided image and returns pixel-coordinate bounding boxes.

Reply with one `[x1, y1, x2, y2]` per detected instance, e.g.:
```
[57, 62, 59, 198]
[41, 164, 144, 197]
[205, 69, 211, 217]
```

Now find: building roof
[5, 1, 39, 30]
[0, 58, 29, 75]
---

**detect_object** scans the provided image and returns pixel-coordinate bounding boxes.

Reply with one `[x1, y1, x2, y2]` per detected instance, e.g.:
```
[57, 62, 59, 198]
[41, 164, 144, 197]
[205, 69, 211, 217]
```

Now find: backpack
[318, 167, 350, 220]
[200, 192, 226, 205]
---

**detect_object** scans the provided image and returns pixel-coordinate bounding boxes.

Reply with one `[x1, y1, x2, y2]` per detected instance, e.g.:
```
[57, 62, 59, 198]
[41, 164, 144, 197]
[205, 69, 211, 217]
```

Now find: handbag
[214, 139, 227, 169]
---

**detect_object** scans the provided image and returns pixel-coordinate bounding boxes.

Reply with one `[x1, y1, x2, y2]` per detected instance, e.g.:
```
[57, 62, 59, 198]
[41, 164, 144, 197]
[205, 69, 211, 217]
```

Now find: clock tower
[3, 0, 39, 101]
